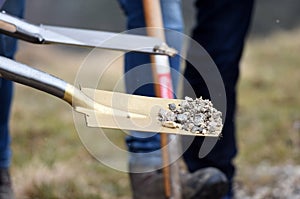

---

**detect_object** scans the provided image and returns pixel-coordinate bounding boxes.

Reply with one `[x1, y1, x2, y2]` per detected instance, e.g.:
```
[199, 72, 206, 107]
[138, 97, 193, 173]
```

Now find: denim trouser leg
[118, 0, 184, 169]
[0, 0, 25, 168]
[0, 80, 13, 168]
[183, 0, 254, 196]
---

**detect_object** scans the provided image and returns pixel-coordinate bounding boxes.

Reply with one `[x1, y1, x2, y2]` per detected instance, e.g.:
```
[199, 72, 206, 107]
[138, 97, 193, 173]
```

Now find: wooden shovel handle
[142, 0, 165, 40]
[142, 1, 180, 198]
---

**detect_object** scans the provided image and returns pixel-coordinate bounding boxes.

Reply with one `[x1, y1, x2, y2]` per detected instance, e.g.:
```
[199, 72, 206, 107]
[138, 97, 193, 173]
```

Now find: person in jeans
[119, 0, 254, 198]
[0, 0, 25, 198]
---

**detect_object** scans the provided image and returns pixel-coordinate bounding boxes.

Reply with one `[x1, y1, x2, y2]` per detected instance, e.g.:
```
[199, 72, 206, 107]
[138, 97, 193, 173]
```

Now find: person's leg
[118, 0, 183, 169]
[0, 79, 14, 199]
[0, 0, 25, 198]
[183, 0, 254, 197]
[119, 1, 229, 199]
[0, 80, 13, 169]
[118, 1, 185, 198]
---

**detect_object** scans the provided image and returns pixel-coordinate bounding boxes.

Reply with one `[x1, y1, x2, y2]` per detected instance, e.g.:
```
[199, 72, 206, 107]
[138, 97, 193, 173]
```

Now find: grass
[237, 29, 300, 166]
[235, 29, 300, 192]
[12, 44, 130, 199]
[9, 28, 300, 198]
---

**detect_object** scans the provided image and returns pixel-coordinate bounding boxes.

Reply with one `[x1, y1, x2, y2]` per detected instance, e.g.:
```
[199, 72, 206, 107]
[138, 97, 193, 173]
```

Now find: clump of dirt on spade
[158, 96, 223, 135]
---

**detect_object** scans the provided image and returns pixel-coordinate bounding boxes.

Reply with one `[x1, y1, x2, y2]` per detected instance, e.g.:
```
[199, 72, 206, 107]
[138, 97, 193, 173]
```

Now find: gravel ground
[235, 164, 300, 199]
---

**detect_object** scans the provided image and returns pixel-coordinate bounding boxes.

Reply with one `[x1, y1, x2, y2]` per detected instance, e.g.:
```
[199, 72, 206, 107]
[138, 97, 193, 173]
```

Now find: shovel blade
[75, 88, 219, 137]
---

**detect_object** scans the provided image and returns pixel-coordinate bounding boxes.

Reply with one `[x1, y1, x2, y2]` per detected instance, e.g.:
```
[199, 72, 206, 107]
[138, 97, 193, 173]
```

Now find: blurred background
[24, 0, 300, 36]
[8, 0, 300, 198]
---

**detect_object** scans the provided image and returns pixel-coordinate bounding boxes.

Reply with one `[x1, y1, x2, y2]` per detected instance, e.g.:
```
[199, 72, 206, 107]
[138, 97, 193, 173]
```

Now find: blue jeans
[183, 0, 254, 195]
[118, 0, 184, 171]
[0, 0, 25, 168]
[119, 0, 253, 196]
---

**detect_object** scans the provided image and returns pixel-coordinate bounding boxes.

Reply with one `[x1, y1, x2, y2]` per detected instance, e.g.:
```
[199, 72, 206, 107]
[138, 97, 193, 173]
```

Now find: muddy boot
[182, 167, 229, 199]
[129, 166, 228, 199]
[128, 151, 166, 199]
[129, 170, 165, 199]
[0, 168, 14, 199]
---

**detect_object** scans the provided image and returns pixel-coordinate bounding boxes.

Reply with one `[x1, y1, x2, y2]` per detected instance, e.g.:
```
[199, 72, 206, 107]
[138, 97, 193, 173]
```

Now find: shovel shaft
[0, 56, 148, 124]
[0, 56, 71, 103]
[0, 56, 138, 118]
[0, 11, 43, 43]
[0, 12, 177, 56]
